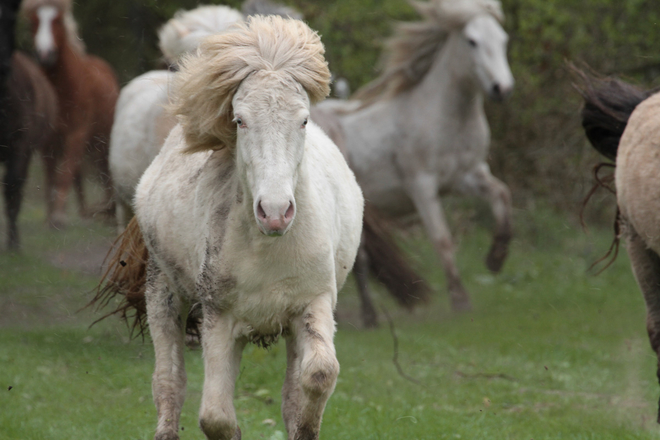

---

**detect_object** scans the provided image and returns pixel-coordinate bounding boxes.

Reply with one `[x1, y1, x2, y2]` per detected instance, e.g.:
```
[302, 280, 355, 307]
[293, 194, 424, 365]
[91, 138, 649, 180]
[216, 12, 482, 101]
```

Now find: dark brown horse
[0, 0, 58, 250]
[22, 0, 118, 228]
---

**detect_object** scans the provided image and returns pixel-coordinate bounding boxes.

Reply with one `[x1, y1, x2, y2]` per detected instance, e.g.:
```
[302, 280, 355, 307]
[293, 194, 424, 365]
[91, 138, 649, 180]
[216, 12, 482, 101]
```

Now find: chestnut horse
[22, 0, 118, 228]
[0, 0, 58, 249]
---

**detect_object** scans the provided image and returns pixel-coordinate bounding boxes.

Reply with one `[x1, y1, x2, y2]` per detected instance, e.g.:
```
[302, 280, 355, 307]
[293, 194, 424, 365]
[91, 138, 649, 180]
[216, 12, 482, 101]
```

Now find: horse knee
[301, 357, 339, 398]
[199, 413, 240, 440]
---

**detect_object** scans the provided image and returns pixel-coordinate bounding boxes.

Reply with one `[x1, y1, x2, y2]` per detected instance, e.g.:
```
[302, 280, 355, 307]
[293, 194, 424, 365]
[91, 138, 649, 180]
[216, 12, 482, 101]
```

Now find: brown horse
[0, 0, 58, 250]
[22, 0, 118, 228]
[576, 68, 660, 422]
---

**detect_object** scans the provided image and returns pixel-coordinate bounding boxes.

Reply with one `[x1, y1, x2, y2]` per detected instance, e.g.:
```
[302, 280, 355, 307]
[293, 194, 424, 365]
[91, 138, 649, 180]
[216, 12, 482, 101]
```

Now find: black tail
[572, 65, 653, 161]
[362, 205, 431, 308]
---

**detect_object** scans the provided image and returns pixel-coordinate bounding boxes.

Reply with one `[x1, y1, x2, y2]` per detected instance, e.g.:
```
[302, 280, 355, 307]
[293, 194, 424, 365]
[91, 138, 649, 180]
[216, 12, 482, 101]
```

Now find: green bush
[19, 0, 660, 220]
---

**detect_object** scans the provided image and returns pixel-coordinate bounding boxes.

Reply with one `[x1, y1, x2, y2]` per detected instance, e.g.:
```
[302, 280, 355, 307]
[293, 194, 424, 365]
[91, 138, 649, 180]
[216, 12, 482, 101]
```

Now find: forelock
[172, 15, 330, 154]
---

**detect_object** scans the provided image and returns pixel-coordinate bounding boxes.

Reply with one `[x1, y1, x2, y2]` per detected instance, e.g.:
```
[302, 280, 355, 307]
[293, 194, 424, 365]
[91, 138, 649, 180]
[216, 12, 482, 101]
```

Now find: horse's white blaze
[465, 15, 514, 99]
[35, 6, 57, 60]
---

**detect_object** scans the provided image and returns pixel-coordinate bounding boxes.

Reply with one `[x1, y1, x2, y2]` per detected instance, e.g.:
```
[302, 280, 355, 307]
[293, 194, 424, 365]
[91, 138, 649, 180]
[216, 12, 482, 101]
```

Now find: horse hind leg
[405, 173, 471, 311]
[90, 135, 115, 219]
[74, 170, 88, 218]
[456, 163, 512, 273]
[353, 241, 379, 328]
[625, 224, 660, 423]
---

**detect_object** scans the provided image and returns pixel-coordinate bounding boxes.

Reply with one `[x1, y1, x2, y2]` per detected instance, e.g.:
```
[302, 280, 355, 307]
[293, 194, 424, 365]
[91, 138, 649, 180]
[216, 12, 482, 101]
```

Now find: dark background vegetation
[18, 0, 660, 220]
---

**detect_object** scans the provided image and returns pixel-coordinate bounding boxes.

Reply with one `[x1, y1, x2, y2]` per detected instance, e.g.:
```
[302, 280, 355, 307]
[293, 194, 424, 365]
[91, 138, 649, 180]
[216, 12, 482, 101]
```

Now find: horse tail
[572, 65, 653, 161]
[87, 216, 149, 337]
[362, 205, 431, 308]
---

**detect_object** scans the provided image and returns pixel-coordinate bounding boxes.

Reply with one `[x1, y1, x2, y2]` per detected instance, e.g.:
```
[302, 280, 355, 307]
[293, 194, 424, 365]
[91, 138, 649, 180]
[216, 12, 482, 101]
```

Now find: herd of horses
[2, 0, 660, 437]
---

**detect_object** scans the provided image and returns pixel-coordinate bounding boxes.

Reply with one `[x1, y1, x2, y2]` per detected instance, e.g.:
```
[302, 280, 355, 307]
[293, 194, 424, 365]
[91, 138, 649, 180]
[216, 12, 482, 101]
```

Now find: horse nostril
[284, 202, 294, 221]
[492, 83, 501, 96]
[257, 201, 267, 219]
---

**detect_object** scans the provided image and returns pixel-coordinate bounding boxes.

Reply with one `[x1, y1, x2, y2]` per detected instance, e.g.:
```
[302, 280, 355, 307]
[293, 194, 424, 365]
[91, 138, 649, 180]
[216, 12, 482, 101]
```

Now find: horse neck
[43, 38, 85, 98]
[413, 33, 484, 119]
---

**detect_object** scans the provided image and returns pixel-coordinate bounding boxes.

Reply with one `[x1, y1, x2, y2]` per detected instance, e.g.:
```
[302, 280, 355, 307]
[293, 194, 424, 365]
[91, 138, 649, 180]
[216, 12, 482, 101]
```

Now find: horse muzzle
[36, 49, 58, 68]
[255, 198, 295, 236]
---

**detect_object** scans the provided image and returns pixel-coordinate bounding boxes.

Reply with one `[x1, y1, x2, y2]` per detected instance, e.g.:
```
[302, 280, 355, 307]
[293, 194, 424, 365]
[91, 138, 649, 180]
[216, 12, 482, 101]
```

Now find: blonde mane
[352, 0, 503, 106]
[173, 15, 331, 154]
[158, 5, 244, 65]
[21, 0, 86, 54]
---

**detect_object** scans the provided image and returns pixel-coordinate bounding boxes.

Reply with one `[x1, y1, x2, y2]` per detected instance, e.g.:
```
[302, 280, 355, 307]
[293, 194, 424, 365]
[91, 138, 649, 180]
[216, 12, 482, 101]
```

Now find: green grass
[0, 170, 658, 439]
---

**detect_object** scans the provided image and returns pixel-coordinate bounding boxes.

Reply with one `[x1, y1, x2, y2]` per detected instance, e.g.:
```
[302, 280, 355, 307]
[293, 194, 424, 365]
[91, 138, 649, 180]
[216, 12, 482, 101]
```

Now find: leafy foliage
[16, 0, 660, 215]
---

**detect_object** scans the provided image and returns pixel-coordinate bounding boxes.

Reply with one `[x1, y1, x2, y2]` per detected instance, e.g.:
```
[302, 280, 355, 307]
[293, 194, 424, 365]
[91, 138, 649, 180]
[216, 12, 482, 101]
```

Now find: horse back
[616, 91, 660, 254]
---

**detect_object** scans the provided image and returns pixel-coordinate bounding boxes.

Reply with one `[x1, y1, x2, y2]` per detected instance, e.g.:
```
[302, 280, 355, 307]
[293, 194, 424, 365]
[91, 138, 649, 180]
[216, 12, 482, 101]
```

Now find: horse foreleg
[354, 239, 379, 328]
[3, 147, 32, 250]
[73, 170, 87, 218]
[42, 152, 58, 227]
[90, 136, 115, 218]
[145, 264, 188, 440]
[456, 163, 512, 273]
[625, 225, 660, 423]
[286, 295, 339, 440]
[199, 309, 244, 440]
[51, 129, 88, 227]
[406, 174, 471, 311]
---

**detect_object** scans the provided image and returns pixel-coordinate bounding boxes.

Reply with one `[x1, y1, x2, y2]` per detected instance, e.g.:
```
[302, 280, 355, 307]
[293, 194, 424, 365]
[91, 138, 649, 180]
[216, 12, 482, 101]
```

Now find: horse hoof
[485, 251, 506, 273]
[486, 233, 511, 273]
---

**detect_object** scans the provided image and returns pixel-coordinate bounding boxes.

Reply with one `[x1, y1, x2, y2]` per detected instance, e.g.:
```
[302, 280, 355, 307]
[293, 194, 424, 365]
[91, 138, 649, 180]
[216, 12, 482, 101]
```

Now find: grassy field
[1, 167, 659, 439]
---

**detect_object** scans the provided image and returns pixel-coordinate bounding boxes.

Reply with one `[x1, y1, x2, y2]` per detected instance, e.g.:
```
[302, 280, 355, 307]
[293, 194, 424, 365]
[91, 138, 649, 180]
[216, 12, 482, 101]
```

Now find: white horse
[107, 2, 429, 328]
[314, 0, 514, 311]
[133, 16, 363, 440]
[109, 5, 243, 229]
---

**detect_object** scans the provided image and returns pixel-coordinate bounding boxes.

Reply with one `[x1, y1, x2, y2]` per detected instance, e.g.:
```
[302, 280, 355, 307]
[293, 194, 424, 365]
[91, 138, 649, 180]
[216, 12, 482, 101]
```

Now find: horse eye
[302, 118, 308, 128]
[468, 39, 477, 48]
[236, 118, 243, 126]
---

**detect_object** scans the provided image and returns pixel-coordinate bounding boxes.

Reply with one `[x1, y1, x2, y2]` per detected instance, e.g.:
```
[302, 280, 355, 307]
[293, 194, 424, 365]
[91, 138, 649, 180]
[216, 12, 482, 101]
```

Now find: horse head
[233, 71, 310, 236]
[22, 0, 82, 68]
[462, 14, 514, 101]
[173, 16, 330, 237]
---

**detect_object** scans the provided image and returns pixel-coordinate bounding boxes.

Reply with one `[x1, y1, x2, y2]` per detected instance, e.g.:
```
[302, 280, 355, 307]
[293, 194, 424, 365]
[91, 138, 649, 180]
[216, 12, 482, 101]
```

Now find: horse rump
[362, 205, 431, 308]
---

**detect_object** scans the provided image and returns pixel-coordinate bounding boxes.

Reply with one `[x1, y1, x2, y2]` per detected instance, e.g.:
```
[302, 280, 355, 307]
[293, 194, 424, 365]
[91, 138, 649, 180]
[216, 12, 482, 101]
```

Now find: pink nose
[256, 200, 295, 236]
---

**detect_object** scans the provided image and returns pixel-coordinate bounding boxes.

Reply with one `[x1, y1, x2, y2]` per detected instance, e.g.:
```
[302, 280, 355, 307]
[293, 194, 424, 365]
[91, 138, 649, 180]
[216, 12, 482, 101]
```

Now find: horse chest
[200, 227, 335, 334]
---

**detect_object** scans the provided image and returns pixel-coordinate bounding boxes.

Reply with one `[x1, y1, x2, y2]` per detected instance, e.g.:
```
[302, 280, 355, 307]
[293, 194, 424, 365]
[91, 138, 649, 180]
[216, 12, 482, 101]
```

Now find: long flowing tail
[87, 217, 149, 337]
[573, 66, 652, 161]
[362, 205, 431, 308]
